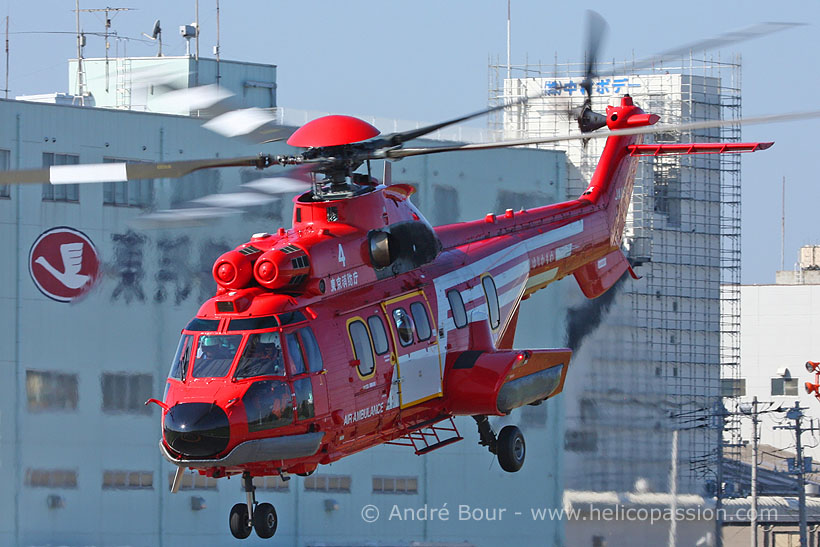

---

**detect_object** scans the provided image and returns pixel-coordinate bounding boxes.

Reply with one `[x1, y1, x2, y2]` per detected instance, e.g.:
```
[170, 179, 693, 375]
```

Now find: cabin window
[410, 301, 432, 341]
[293, 377, 315, 420]
[192, 334, 242, 378]
[285, 332, 307, 375]
[169, 334, 193, 380]
[482, 275, 500, 330]
[349, 320, 376, 377]
[235, 332, 284, 378]
[185, 318, 220, 331]
[447, 289, 467, 329]
[243, 380, 294, 432]
[299, 327, 324, 373]
[392, 308, 415, 347]
[367, 316, 389, 355]
[227, 316, 279, 331]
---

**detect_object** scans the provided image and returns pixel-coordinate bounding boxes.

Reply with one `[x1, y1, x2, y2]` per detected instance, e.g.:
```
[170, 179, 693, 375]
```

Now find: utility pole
[750, 397, 760, 547]
[716, 401, 726, 547]
[774, 402, 809, 546]
[668, 429, 679, 547]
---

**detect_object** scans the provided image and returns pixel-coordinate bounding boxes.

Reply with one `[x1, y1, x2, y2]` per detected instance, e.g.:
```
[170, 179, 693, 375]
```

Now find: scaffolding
[489, 55, 743, 494]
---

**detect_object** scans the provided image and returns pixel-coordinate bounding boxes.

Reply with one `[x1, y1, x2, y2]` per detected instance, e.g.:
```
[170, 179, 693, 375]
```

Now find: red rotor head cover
[212, 250, 254, 290]
[286, 115, 380, 148]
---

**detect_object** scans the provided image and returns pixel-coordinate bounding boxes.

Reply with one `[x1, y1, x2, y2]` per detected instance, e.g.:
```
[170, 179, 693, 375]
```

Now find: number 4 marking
[338, 244, 346, 267]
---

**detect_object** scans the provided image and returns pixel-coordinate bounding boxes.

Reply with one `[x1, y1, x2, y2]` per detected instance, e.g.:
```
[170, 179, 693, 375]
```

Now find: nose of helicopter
[163, 403, 230, 458]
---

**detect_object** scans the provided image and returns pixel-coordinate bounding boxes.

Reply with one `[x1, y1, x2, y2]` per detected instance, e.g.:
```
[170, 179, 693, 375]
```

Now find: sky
[1, 0, 818, 284]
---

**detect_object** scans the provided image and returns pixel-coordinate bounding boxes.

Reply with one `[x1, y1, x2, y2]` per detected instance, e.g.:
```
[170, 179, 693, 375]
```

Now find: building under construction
[491, 56, 744, 496]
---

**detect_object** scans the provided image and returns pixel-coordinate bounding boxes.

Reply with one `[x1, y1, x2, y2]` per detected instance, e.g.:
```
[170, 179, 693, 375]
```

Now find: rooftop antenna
[782, 175, 786, 271]
[180, 23, 197, 56]
[5, 15, 9, 100]
[73, 0, 88, 102]
[77, 7, 134, 93]
[506, 0, 511, 81]
[142, 19, 162, 57]
[214, 0, 221, 86]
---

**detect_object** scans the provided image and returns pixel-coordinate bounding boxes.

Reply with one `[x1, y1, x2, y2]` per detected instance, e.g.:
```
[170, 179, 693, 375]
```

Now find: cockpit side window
[285, 332, 306, 376]
[169, 334, 193, 380]
[243, 380, 294, 432]
[192, 334, 242, 378]
[235, 332, 284, 379]
[299, 327, 324, 373]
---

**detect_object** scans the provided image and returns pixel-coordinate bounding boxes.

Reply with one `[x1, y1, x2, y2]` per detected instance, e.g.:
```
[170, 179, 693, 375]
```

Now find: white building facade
[0, 57, 570, 546]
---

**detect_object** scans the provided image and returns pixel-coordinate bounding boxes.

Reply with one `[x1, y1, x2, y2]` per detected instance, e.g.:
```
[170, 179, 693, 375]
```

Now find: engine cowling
[212, 249, 256, 290]
[253, 245, 311, 290]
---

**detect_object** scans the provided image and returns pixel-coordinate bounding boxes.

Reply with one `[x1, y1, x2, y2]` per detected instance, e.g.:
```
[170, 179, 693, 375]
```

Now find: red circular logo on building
[29, 227, 100, 302]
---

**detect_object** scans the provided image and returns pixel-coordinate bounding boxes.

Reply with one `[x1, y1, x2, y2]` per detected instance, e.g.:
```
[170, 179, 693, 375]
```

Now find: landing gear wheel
[497, 425, 526, 472]
[253, 502, 278, 539]
[229, 503, 252, 539]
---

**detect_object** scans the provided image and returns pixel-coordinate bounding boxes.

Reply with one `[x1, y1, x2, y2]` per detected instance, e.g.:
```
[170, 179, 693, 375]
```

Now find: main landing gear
[229, 471, 278, 540]
[473, 415, 526, 472]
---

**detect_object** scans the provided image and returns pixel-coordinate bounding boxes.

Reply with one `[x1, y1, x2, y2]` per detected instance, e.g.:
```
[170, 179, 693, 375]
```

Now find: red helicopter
[2, 15, 801, 540]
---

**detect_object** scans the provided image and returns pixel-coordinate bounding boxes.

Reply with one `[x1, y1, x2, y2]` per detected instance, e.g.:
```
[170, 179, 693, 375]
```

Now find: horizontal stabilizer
[628, 142, 773, 156]
[574, 248, 630, 299]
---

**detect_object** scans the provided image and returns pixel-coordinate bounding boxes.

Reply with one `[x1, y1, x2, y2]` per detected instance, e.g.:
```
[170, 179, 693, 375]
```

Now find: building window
[720, 378, 746, 397]
[25, 469, 78, 488]
[372, 476, 418, 495]
[564, 430, 597, 452]
[103, 470, 153, 490]
[432, 185, 460, 224]
[101, 373, 153, 414]
[520, 405, 547, 427]
[772, 377, 798, 396]
[579, 399, 598, 423]
[0, 148, 10, 198]
[42, 152, 79, 202]
[26, 370, 78, 411]
[304, 474, 351, 493]
[167, 472, 218, 490]
[252, 475, 290, 492]
[102, 158, 154, 207]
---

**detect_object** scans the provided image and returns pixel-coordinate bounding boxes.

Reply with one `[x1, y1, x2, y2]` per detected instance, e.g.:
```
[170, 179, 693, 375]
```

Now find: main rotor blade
[597, 22, 802, 79]
[0, 156, 271, 185]
[153, 83, 294, 144]
[377, 93, 534, 147]
[130, 207, 240, 229]
[386, 109, 820, 158]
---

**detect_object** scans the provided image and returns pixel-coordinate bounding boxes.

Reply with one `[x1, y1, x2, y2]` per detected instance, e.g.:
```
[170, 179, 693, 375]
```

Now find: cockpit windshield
[192, 334, 242, 378]
[235, 332, 285, 378]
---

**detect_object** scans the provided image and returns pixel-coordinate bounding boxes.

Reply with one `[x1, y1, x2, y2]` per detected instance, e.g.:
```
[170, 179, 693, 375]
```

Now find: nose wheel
[229, 472, 278, 540]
